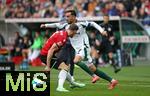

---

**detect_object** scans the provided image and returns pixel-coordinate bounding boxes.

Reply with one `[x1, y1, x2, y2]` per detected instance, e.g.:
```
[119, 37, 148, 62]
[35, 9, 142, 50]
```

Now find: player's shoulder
[56, 30, 67, 36]
[77, 21, 89, 24]
[76, 21, 89, 27]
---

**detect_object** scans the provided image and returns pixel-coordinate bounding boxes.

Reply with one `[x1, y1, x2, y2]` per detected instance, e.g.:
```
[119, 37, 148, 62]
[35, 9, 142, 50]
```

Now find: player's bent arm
[89, 22, 107, 36]
[89, 22, 104, 33]
[46, 43, 59, 67]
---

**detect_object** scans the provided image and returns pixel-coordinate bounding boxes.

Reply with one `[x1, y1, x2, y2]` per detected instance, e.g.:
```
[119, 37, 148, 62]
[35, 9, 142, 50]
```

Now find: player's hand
[40, 24, 46, 28]
[44, 66, 51, 72]
[95, 39, 101, 46]
[109, 36, 115, 42]
[101, 31, 108, 36]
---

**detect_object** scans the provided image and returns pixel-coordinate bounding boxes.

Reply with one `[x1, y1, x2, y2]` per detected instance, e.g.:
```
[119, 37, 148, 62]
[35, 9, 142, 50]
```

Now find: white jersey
[66, 22, 90, 52]
[45, 21, 104, 62]
[45, 21, 104, 52]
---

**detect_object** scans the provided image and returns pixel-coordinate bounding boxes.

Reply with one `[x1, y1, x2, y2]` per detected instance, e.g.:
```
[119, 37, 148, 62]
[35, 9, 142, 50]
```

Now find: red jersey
[40, 30, 68, 55]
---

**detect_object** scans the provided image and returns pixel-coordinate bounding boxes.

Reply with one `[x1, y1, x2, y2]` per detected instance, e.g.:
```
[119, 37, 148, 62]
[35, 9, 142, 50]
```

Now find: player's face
[103, 16, 109, 23]
[65, 12, 75, 24]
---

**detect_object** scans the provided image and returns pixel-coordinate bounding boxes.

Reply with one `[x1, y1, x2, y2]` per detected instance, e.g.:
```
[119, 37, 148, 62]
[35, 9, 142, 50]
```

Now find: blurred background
[0, 0, 150, 70]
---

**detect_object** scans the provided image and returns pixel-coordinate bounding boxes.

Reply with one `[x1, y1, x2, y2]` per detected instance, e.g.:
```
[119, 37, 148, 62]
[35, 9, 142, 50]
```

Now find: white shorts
[75, 47, 93, 65]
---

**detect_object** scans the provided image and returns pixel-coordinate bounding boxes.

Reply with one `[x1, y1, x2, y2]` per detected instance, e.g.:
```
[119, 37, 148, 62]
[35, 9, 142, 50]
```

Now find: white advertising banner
[122, 36, 150, 43]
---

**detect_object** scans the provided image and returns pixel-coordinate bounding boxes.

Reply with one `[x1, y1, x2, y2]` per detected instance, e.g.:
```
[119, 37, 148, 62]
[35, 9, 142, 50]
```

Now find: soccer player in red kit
[40, 24, 85, 92]
[40, 24, 78, 70]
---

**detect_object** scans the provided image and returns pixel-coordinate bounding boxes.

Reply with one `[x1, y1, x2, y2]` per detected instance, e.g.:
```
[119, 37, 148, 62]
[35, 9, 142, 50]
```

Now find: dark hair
[64, 10, 76, 16]
[69, 24, 78, 31]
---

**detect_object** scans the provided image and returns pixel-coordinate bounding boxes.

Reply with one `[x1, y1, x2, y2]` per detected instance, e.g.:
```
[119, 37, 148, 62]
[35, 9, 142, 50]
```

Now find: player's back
[40, 30, 67, 55]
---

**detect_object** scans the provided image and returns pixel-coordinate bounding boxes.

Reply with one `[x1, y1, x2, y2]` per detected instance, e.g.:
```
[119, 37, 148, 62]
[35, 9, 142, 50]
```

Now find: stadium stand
[0, 0, 149, 26]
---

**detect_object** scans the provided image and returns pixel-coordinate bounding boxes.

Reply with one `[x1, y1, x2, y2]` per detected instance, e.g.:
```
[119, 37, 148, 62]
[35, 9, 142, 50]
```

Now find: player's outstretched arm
[89, 22, 107, 36]
[40, 23, 60, 28]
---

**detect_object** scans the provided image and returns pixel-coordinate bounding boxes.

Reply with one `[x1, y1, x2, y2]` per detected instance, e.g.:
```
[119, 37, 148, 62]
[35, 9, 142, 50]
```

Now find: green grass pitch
[17, 60, 150, 96]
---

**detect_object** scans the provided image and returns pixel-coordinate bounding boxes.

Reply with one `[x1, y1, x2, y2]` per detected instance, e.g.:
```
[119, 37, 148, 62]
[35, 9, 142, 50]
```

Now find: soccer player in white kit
[41, 10, 118, 90]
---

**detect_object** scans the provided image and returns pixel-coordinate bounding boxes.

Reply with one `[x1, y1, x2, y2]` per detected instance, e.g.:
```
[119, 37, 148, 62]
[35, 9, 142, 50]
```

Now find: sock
[94, 68, 112, 82]
[76, 61, 95, 77]
[66, 72, 74, 84]
[69, 63, 74, 76]
[109, 58, 117, 70]
[57, 70, 67, 88]
[71, 76, 75, 81]
[111, 79, 116, 82]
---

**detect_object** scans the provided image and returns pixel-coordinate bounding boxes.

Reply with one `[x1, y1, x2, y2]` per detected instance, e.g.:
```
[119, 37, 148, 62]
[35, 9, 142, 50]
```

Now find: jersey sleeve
[88, 22, 104, 33]
[79, 21, 104, 33]
[45, 23, 67, 29]
[79, 21, 90, 27]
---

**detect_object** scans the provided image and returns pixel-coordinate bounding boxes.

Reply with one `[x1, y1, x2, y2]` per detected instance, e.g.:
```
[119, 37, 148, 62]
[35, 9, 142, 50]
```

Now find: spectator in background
[21, 35, 32, 60]
[43, 5, 58, 18]
[22, 35, 31, 51]
[11, 32, 23, 57]
[108, 1, 119, 16]
[26, 31, 34, 46]
[55, 1, 64, 18]
[116, 1, 129, 17]
[28, 31, 44, 62]
[20, 31, 43, 69]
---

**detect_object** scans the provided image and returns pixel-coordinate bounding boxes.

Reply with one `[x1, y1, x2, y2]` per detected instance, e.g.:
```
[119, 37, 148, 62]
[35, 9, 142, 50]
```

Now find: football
[32, 78, 44, 88]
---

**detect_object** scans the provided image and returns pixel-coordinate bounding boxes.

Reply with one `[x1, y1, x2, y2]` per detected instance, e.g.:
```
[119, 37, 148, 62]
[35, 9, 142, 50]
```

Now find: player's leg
[67, 45, 86, 87]
[39, 54, 69, 92]
[55, 45, 72, 92]
[66, 71, 86, 88]
[57, 58, 85, 90]
[108, 52, 119, 72]
[91, 46, 99, 67]
[69, 62, 75, 81]
[56, 62, 70, 92]
[68, 45, 75, 81]
[74, 48, 99, 83]
[87, 48, 118, 89]
[74, 55, 95, 76]
[106, 42, 121, 73]
[28, 49, 40, 61]
[87, 54, 112, 82]
[87, 61, 118, 89]
[56, 45, 85, 91]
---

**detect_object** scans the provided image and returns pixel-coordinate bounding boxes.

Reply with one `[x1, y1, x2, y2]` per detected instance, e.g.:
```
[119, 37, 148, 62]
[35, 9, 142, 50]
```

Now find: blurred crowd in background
[0, 0, 150, 26]
[0, 0, 149, 67]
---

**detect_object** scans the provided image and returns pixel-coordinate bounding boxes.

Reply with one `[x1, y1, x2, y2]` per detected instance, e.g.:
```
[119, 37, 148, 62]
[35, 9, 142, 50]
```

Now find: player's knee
[89, 65, 96, 72]
[58, 62, 69, 71]
[73, 56, 82, 64]
[74, 59, 80, 64]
